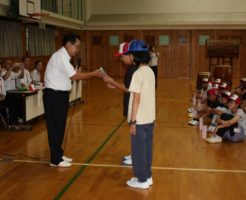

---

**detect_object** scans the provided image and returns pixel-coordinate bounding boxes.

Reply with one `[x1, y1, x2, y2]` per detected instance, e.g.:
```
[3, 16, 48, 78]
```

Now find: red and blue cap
[114, 42, 130, 57]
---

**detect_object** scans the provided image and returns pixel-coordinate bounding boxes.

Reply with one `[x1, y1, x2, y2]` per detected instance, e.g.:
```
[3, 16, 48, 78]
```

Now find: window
[41, 0, 83, 21]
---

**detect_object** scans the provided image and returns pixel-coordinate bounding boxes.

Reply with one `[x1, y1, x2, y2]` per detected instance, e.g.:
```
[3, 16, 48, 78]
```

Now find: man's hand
[130, 124, 136, 135]
[93, 69, 105, 78]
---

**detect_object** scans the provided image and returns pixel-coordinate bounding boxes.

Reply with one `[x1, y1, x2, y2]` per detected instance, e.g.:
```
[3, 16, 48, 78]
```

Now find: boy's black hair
[242, 92, 246, 100]
[131, 51, 150, 66]
[62, 33, 81, 46]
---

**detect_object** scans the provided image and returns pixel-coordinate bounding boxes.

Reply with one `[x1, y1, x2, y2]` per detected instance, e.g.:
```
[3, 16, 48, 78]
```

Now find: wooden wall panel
[170, 30, 191, 78]
[86, 29, 246, 80]
[156, 30, 171, 78]
[191, 30, 214, 82]
[103, 31, 121, 76]
[2, 28, 246, 81]
[87, 31, 105, 72]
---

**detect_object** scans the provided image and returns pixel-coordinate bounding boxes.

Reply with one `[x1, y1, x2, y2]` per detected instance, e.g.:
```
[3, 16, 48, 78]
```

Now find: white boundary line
[1, 158, 246, 174]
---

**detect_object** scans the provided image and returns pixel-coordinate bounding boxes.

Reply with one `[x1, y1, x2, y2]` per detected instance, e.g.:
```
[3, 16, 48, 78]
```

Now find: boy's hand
[103, 75, 115, 85]
[107, 83, 116, 89]
[130, 124, 136, 135]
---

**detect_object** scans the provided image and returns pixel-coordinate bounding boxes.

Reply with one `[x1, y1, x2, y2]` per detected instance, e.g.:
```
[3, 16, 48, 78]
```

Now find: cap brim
[114, 52, 123, 57]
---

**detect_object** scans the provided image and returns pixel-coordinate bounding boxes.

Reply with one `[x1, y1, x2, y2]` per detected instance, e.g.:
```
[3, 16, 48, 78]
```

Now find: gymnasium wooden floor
[0, 78, 246, 200]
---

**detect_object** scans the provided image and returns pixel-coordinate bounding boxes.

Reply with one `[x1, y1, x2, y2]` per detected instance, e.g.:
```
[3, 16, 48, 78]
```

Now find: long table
[6, 80, 82, 124]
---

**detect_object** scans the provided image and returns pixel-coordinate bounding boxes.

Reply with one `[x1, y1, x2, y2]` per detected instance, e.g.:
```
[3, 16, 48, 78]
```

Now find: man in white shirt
[1, 59, 24, 124]
[43, 33, 103, 168]
[17, 57, 32, 88]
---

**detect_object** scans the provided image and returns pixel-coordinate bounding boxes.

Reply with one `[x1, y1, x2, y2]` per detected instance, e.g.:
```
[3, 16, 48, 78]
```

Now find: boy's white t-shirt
[128, 65, 156, 125]
[233, 108, 246, 134]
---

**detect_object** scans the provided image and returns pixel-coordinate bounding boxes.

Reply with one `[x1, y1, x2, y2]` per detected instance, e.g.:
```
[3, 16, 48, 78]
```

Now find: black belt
[44, 88, 69, 93]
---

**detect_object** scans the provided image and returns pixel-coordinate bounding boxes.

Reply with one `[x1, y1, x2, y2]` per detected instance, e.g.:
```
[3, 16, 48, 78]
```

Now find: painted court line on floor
[1, 158, 246, 174]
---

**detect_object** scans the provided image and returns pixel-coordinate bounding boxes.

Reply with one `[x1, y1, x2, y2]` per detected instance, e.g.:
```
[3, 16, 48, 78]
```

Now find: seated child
[206, 94, 246, 143]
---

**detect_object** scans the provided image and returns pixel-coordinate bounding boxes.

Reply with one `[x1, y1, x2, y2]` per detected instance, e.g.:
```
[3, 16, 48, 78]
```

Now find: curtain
[0, 20, 23, 57]
[28, 25, 55, 56]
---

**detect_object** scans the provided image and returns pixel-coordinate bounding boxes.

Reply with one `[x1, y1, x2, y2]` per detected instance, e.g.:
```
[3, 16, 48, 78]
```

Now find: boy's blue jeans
[131, 122, 154, 182]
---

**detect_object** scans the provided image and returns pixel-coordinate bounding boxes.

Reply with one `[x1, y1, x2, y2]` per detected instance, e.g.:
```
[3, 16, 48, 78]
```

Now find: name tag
[234, 128, 240, 133]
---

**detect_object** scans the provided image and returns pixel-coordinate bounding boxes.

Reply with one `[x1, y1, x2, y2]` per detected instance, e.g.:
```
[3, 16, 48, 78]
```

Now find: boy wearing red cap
[207, 94, 246, 143]
[208, 90, 232, 132]
[189, 88, 220, 126]
[103, 42, 138, 166]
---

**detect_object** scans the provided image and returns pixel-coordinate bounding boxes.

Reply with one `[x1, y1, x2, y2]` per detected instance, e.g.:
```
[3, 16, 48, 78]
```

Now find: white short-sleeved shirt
[128, 65, 156, 125]
[30, 69, 41, 83]
[44, 47, 76, 91]
[233, 108, 246, 134]
[20, 69, 32, 87]
[1, 68, 20, 91]
[149, 52, 158, 67]
[0, 77, 6, 96]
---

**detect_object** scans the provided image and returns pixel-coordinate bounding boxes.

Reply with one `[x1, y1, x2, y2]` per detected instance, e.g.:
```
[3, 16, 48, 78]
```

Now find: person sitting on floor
[207, 90, 232, 132]
[206, 94, 246, 143]
[189, 88, 220, 126]
[188, 77, 212, 113]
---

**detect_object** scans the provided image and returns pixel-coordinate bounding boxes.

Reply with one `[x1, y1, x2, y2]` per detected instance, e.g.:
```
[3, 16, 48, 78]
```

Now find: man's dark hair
[131, 51, 151, 66]
[62, 33, 80, 46]
[21, 56, 30, 62]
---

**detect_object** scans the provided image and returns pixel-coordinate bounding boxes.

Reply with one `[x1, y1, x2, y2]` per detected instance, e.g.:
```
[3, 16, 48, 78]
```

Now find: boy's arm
[103, 75, 128, 92]
[129, 92, 140, 135]
[215, 115, 240, 134]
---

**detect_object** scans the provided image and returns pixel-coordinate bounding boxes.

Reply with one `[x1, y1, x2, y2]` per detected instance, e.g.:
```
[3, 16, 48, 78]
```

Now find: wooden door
[87, 31, 105, 71]
[156, 30, 171, 78]
[191, 30, 214, 80]
[170, 30, 191, 78]
[103, 31, 121, 76]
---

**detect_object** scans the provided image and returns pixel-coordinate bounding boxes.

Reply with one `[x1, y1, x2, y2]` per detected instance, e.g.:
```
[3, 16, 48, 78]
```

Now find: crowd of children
[188, 76, 246, 143]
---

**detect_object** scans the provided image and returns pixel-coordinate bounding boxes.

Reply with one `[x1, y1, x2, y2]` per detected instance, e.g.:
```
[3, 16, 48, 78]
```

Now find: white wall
[92, 0, 246, 14]
[85, 0, 92, 21]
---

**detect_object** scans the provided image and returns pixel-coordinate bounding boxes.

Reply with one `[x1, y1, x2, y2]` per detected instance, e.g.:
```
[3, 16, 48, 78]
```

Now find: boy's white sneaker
[62, 156, 73, 163]
[123, 155, 131, 160]
[122, 158, 132, 166]
[206, 135, 222, 144]
[187, 107, 195, 113]
[126, 179, 149, 189]
[130, 177, 153, 186]
[188, 119, 199, 126]
[50, 160, 72, 167]
[207, 125, 216, 132]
